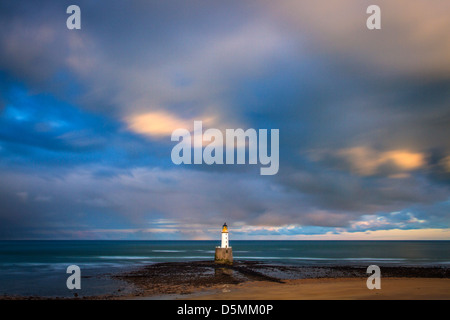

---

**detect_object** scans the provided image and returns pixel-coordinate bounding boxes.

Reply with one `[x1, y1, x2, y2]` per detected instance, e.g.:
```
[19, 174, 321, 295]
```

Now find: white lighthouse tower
[215, 222, 233, 264]
[221, 222, 230, 248]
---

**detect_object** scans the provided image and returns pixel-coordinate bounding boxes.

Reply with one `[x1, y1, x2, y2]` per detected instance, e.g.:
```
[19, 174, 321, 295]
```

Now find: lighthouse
[221, 222, 229, 248]
[214, 222, 233, 264]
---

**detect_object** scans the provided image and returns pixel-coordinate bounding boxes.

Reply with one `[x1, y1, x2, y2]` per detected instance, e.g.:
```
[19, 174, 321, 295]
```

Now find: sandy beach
[186, 278, 450, 300]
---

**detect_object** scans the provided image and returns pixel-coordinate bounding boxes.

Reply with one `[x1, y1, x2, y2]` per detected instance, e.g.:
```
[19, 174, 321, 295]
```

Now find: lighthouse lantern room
[221, 222, 230, 248]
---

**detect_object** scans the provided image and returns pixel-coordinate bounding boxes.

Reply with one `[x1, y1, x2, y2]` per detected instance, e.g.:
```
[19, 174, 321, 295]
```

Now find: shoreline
[1, 261, 449, 300]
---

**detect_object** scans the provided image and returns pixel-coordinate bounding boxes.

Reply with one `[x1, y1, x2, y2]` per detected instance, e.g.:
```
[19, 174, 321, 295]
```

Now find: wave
[0, 261, 128, 272]
[291, 257, 407, 261]
[339, 258, 406, 261]
[149, 256, 211, 259]
[97, 256, 148, 260]
[234, 256, 284, 259]
[234, 256, 409, 261]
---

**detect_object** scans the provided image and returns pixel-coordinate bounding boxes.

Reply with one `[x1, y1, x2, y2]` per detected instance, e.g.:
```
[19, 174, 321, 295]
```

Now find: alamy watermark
[366, 5, 381, 30]
[171, 121, 279, 175]
[66, 265, 81, 290]
[66, 5, 81, 30]
[366, 265, 381, 289]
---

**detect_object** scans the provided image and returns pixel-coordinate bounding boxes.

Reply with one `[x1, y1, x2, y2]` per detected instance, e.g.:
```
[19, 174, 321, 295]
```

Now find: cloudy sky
[0, 0, 449, 240]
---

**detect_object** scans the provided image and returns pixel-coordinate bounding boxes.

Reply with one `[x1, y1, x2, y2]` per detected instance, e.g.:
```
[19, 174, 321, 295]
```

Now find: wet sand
[186, 278, 450, 300]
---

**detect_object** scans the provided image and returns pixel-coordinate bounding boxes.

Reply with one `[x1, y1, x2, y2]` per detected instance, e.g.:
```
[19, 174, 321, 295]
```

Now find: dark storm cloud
[0, 0, 449, 239]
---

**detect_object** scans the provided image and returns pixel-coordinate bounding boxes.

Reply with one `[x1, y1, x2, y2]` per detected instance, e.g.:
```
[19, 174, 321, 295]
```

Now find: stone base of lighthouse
[214, 247, 233, 265]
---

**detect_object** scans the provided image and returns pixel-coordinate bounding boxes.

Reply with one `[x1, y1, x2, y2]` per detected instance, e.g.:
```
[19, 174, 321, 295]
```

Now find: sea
[0, 240, 449, 297]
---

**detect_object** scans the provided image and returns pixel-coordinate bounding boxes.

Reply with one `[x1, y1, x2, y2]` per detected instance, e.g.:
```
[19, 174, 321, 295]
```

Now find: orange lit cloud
[127, 111, 217, 140]
[337, 147, 425, 176]
[127, 111, 193, 138]
[127, 111, 247, 148]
